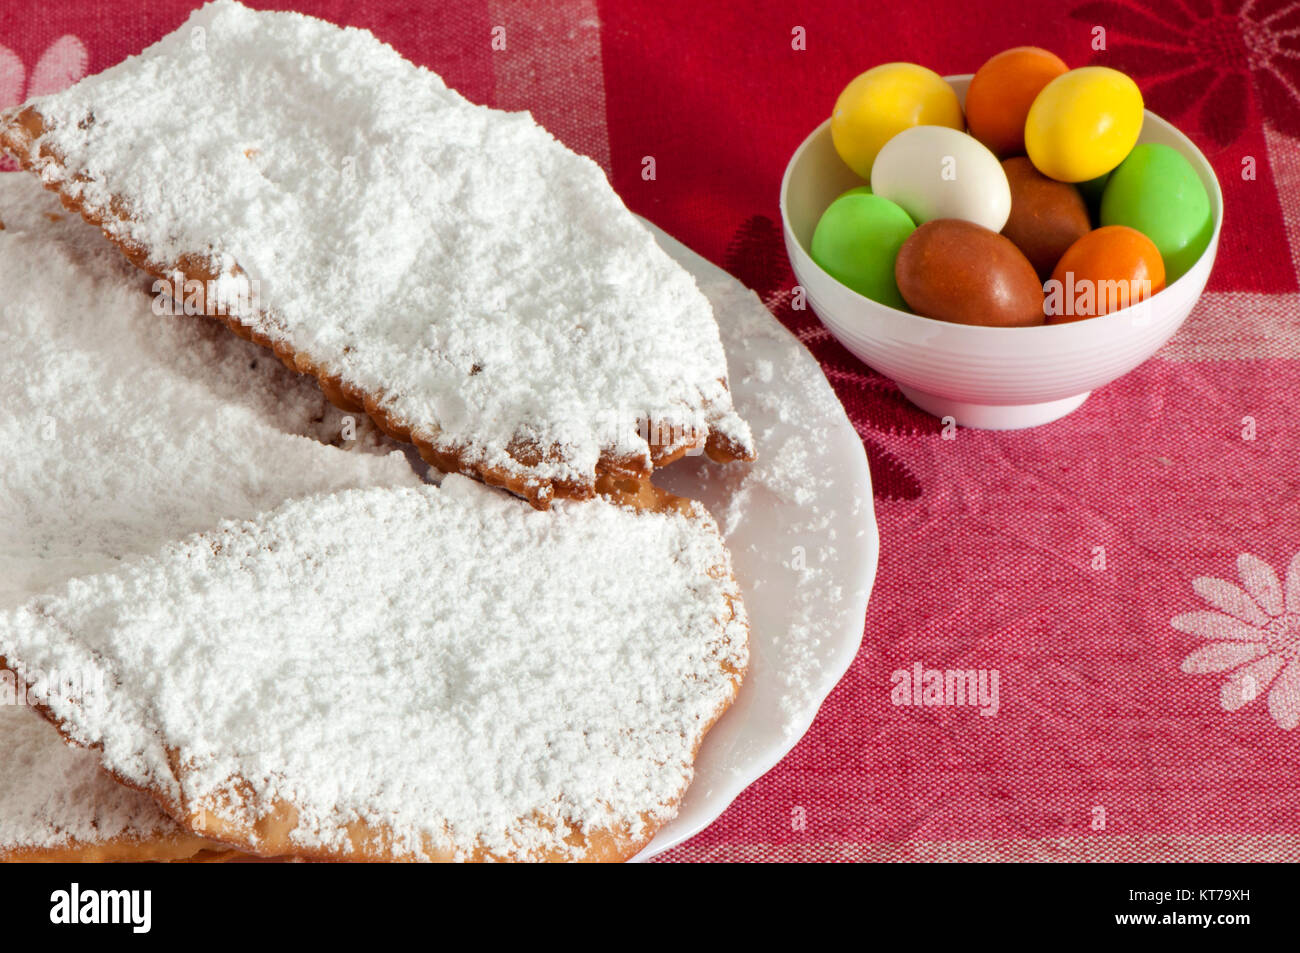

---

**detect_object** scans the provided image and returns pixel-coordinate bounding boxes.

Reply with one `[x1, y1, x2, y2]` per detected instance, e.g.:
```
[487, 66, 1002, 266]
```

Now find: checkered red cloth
[4, 0, 1299, 862]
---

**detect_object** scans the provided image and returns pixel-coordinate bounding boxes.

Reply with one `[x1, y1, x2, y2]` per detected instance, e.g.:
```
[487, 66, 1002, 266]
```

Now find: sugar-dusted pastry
[0, 0, 754, 509]
[0, 171, 417, 861]
[0, 173, 420, 605]
[0, 477, 748, 862]
[0, 706, 232, 863]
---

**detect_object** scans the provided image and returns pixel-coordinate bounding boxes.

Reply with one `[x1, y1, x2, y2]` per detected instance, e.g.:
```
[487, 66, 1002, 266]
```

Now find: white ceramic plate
[633, 221, 879, 860]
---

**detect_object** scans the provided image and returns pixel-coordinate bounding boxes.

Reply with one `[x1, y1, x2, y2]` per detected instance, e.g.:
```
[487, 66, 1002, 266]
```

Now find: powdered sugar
[648, 229, 874, 735]
[13, 0, 752, 498]
[0, 173, 421, 605]
[0, 706, 180, 854]
[710, 286, 867, 722]
[0, 172, 420, 852]
[0, 478, 747, 861]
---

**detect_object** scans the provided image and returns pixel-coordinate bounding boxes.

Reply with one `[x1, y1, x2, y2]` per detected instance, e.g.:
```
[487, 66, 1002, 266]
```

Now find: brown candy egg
[895, 219, 1045, 327]
[1000, 157, 1092, 280]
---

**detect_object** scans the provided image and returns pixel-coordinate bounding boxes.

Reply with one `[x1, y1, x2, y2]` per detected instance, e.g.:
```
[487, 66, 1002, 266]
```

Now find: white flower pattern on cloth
[0, 35, 87, 170]
[1176, 553, 1300, 731]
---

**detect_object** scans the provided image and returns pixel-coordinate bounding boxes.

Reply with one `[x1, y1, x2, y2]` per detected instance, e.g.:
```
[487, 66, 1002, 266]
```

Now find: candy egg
[1000, 157, 1091, 280]
[895, 219, 1044, 327]
[871, 126, 1012, 232]
[1100, 143, 1213, 281]
[811, 187, 916, 309]
[1025, 67, 1143, 182]
[830, 63, 964, 179]
[1077, 171, 1110, 218]
[1046, 225, 1165, 322]
[965, 46, 1068, 157]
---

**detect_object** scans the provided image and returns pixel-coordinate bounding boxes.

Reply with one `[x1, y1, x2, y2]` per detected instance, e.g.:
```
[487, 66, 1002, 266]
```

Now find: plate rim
[632, 219, 880, 861]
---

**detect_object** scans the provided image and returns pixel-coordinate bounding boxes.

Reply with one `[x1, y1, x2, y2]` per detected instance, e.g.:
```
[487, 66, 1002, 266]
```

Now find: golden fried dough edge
[0, 107, 754, 511]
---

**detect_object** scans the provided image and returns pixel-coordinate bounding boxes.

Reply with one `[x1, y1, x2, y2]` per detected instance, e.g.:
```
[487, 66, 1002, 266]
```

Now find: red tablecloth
[4, 0, 1299, 862]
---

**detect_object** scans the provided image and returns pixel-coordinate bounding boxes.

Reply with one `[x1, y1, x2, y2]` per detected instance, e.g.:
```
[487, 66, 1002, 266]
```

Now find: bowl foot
[897, 387, 1091, 430]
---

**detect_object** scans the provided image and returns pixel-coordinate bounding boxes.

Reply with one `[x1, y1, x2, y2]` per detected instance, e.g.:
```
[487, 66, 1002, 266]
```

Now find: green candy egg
[811, 187, 914, 309]
[1100, 143, 1213, 281]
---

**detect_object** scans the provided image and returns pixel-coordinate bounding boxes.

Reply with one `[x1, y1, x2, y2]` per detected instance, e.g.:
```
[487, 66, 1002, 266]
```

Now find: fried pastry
[0, 0, 754, 509]
[0, 477, 748, 862]
[0, 706, 231, 863]
[0, 172, 420, 605]
[0, 171, 417, 861]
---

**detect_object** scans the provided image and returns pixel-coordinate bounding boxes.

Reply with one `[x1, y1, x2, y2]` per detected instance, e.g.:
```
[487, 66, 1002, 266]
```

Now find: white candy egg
[870, 125, 1011, 232]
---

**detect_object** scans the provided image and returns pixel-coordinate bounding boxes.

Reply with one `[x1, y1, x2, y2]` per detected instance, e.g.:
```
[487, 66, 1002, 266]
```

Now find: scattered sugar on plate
[651, 241, 875, 736]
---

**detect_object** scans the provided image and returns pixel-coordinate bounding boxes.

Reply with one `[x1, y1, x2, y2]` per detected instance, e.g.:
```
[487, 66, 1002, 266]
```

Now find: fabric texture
[2, 0, 1297, 862]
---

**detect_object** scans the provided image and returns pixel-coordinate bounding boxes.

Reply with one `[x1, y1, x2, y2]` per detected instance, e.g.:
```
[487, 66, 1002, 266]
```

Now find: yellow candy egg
[830, 63, 963, 179]
[1025, 67, 1143, 183]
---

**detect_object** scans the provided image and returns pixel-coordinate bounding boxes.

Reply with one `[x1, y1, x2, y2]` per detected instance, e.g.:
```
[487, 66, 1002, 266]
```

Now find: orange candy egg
[965, 46, 1069, 157]
[1046, 225, 1165, 322]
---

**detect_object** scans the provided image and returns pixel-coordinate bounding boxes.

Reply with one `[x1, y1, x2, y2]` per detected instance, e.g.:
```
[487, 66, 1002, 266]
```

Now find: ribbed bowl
[779, 74, 1223, 429]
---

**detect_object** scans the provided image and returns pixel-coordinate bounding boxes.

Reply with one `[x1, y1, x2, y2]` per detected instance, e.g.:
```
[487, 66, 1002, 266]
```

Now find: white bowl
[779, 74, 1223, 429]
